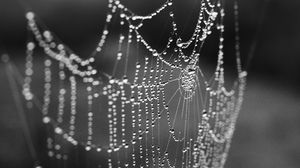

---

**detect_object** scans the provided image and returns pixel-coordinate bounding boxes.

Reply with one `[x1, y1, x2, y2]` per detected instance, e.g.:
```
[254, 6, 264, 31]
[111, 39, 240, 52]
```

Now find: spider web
[20, 0, 247, 167]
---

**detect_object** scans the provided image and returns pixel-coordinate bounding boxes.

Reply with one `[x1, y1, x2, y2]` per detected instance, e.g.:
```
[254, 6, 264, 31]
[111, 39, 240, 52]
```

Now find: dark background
[0, 0, 300, 168]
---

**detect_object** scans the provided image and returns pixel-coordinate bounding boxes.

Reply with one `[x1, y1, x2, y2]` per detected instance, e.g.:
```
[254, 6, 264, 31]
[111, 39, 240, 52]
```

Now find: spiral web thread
[21, 0, 247, 167]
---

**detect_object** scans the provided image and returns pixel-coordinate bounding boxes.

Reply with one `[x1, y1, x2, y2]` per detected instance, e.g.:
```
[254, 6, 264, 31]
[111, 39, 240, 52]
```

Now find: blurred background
[0, 0, 300, 168]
